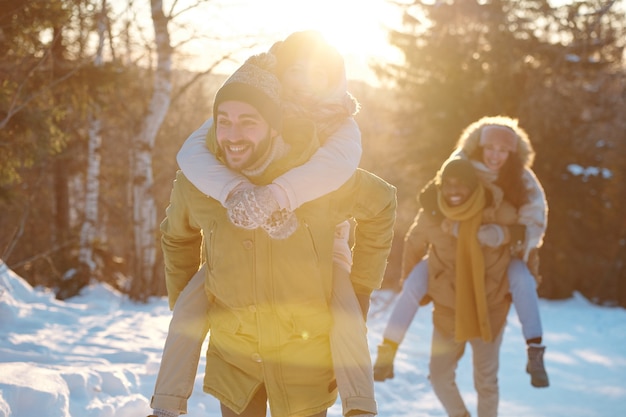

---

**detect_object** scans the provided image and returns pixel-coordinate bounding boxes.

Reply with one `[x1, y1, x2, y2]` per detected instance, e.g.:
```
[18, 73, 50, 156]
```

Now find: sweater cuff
[266, 183, 291, 211]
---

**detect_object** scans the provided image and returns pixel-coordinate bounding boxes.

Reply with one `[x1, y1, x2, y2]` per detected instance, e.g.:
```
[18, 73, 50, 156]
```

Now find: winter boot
[526, 344, 549, 388]
[373, 340, 398, 381]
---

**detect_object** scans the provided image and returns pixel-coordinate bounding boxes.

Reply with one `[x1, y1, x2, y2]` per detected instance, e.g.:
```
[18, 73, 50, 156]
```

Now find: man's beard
[223, 130, 273, 172]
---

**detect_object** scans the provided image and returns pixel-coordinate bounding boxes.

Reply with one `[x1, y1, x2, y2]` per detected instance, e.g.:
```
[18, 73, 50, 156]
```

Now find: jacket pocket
[207, 304, 241, 334]
[302, 221, 320, 264]
[288, 309, 332, 341]
[205, 221, 217, 273]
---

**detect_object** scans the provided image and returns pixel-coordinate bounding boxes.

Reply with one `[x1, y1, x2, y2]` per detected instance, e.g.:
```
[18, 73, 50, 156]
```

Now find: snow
[567, 164, 612, 180]
[1, 259, 625, 417]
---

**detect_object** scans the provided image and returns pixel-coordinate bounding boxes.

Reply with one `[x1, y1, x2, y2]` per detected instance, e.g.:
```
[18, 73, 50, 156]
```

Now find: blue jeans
[507, 258, 542, 341]
[382, 258, 542, 344]
[382, 260, 429, 344]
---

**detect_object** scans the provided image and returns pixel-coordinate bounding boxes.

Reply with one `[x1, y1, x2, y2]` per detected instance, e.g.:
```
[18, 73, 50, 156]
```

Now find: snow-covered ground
[1, 259, 625, 417]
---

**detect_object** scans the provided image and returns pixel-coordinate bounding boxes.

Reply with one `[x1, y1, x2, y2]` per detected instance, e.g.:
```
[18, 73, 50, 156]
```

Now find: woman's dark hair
[468, 146, 528, 208]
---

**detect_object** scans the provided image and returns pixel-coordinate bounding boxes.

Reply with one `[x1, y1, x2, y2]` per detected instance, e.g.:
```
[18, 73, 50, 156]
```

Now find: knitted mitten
[226, 186, 280, 230]
[477, 223, 507, 247]
[262, 208, 298, 239]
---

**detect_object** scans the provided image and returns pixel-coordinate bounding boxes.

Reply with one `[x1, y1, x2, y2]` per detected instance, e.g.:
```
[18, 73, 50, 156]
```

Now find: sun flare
[174, 0, 402, 84]
[269, 0, 397, 62]
[250, 0, 402, 84]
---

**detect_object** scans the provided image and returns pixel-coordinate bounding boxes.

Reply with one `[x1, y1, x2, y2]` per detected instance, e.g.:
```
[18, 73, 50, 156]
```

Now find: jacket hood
[454, 116, 535, 168]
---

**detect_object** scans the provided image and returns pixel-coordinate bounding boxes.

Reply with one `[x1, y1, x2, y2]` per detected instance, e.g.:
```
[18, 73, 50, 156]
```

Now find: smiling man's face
[215, 101, 276, 171]
[441, 176, 474, 207]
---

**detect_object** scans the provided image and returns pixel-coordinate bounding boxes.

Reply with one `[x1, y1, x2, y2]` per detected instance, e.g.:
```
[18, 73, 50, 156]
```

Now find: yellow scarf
[438, 184, 493, 342]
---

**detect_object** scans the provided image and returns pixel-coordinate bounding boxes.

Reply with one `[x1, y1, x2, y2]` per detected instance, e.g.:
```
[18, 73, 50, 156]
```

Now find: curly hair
[459, 116, 535, 209]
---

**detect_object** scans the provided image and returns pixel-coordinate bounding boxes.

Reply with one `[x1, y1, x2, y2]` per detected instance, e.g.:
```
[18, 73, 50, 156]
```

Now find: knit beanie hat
[271, 30, 346, 90]
[213, 53, 282, 131]
[479, 125, 518, 153]
[437, 157, 479, 191]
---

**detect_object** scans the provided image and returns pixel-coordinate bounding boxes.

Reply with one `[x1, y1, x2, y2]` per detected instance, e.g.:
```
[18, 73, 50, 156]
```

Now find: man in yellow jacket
[159, 54, 396, 417]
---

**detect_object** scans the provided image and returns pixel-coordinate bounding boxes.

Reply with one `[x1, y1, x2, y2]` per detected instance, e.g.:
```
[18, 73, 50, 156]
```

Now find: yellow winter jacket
[160, 119, 396, 417]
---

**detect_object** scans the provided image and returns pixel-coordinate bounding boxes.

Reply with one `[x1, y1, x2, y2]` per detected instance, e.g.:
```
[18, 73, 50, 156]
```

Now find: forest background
[1, 0, 625, 308]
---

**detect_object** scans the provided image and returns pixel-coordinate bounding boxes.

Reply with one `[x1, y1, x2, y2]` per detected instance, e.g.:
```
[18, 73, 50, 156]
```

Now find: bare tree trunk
[78, 1, 107, 275]
[130, 0, 172, 300]
[78, 114, 102, 272]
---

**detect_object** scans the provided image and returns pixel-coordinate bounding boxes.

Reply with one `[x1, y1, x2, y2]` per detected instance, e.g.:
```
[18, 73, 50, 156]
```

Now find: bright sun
[178, 0, 402, 84]
[271, 0, 403, 84]
[270, 0, 397, 60]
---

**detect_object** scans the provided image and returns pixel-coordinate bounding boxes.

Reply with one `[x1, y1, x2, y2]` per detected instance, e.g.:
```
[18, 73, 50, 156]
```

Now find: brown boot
[526, 344, 549, 388]
[373, 341, 398, 381]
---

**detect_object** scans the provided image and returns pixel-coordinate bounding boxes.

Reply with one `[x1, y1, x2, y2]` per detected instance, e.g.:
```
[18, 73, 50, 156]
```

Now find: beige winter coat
[402, 184, 518, 339]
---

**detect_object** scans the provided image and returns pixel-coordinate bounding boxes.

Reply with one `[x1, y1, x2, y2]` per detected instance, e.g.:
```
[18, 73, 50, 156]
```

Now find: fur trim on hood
[454, 116, 535, 168]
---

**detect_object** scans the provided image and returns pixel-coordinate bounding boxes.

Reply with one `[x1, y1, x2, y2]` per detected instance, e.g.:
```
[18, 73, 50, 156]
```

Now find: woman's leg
[507, 258, 549, 388]
[507, 259, 542, 342]
[373, 260, 429, 381]
[329, 264, 377, 416]
[151, 265, 211, 414]
[382, 259, 429, 344]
